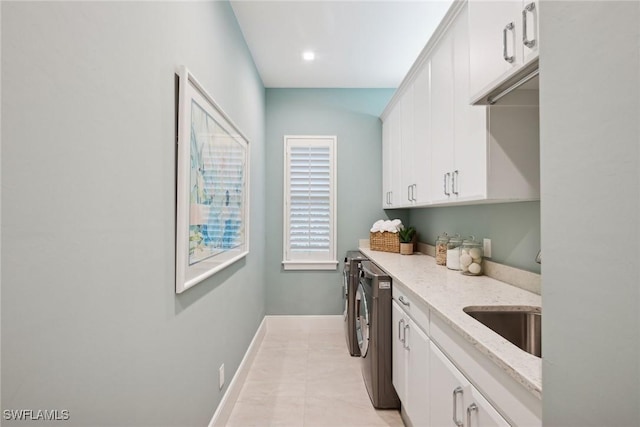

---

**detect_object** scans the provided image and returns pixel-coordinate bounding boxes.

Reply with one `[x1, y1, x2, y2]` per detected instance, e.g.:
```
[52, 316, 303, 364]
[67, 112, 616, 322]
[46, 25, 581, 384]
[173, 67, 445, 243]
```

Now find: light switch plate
[483, 238, 492, 258]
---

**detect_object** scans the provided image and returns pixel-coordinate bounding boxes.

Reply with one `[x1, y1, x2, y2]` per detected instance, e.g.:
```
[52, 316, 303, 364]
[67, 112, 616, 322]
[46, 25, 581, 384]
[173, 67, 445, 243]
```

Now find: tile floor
[226, 317, 405, 427]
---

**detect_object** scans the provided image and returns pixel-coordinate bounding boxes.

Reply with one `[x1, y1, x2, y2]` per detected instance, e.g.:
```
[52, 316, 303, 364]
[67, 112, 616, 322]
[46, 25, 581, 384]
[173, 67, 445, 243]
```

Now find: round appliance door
[356, 282, 370, 357]
[343, 269, 349, 319]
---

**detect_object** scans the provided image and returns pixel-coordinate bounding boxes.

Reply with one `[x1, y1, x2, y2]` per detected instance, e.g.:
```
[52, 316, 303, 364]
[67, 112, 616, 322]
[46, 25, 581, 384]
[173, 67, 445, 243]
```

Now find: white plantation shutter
[283, 136, 338, 270]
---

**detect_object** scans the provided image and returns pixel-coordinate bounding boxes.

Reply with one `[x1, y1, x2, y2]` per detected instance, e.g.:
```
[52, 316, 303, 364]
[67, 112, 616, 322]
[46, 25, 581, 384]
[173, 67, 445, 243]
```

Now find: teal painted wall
[265, 89, 395, 315]
[2, 2, 266, 425]
[408, 201, 541, 273]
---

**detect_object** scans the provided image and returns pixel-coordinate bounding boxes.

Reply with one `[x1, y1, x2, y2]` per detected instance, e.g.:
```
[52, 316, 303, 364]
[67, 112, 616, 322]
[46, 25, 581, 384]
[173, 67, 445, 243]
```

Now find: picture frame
[175, 66, 250, 294]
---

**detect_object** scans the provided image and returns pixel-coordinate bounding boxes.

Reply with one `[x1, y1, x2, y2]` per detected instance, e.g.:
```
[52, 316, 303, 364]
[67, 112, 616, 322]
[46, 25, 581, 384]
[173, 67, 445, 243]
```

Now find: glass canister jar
[446, 235, 462, 270]
[460, 236, 483, 275]
[435, 233, 449, 265]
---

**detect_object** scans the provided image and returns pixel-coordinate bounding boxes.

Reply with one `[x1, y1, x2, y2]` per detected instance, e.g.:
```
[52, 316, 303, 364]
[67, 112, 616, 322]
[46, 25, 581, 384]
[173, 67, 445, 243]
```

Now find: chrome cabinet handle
[452, 170, 459, 195]
[467, 403, 478, 427]
[403, 323, 410, 350]
[398, 295, 410, 307]
[452, 387, 464, 427]
[398, 318, 405, 342]
[503, 22, 515, 63]
[412, 184, 417, 201]
[523, 2, 536, 48]
[444, 173, 451, 196]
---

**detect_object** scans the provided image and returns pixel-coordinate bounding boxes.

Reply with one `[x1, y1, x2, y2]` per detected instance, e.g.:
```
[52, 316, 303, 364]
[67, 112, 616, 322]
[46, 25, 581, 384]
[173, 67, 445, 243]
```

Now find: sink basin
[463, 306, 541, 358]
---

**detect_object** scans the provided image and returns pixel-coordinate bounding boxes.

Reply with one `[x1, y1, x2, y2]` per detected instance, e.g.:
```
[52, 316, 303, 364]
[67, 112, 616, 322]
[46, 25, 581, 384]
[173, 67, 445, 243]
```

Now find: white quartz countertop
[359, 246, 542, 399]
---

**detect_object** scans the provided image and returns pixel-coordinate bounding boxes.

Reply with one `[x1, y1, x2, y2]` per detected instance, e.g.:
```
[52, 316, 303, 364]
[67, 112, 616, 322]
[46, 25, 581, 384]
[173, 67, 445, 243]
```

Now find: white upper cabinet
[381, 0, 539, 209]
[429, 29, 456, 204]
[400, 86, 416, 206]
[469, 0, 539, 104]
[382, 107, 402, 208]
[382, 65, 432, 209]
[453, 8, 487, 201]
[408, 65, 432, 205]
[431, 5, 489, 204]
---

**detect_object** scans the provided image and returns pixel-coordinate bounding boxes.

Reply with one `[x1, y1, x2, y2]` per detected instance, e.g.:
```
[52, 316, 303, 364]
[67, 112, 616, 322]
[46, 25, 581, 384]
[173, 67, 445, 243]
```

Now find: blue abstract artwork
[188, 100, 246, 265]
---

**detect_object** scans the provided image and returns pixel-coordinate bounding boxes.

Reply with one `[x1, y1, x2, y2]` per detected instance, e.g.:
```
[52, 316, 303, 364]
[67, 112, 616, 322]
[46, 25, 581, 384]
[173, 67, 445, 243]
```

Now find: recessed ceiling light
[302, 51, 315, 61]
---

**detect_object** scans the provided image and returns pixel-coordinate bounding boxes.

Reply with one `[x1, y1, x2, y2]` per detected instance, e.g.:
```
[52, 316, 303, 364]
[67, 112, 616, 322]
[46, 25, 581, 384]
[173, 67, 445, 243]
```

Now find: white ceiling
[230, 0, 454, 88]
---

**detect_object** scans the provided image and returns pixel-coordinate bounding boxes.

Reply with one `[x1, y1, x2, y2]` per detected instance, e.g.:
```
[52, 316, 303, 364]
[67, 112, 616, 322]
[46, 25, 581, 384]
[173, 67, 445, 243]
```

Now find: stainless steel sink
[463, 306, 541, 358]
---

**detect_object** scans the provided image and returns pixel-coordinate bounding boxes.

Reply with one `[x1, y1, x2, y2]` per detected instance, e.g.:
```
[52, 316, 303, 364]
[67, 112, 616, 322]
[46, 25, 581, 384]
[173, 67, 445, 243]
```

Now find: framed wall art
[175, 66, 250, 293]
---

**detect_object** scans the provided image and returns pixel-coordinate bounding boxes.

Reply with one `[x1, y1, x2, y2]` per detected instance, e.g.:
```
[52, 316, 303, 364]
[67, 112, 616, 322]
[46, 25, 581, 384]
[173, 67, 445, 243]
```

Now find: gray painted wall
[265, 89, 395, 315]
[540, 1, 639, 425]
[1, 2, 266, 426]
[409, 201, 541, 273]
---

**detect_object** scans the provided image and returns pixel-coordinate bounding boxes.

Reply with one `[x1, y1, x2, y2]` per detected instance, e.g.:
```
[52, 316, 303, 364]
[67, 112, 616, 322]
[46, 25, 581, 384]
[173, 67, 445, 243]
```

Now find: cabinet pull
[444, 172, 451, 196]
[403, 323, 410, 350]
[452, 170, 459, 195]
[398, 295, 410, 307]
[398, 318, 405, 342]
[522, 2, 536, 48]
[503, 22, 515, 63]
[452, 387, 464, 427]
[467, 403, 478, 427]
[412, 184, 417, 201]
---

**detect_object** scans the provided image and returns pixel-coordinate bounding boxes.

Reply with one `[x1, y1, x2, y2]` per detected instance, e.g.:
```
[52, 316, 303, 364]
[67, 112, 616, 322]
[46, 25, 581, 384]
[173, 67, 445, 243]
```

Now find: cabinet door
[406, 318, 430, 427]
[382, 116, 391, 207]
[391, 301, 407, 403]
[400, 87, 415, 206]
[430, 342, 509, 427]
[452, 2, 487, 201]
[429, 342, 470, 427]
[411, 63, 431, 205]
[382, 107, 402, 207]
[429, 31, 455, 204]
[468, 0, 522, 99]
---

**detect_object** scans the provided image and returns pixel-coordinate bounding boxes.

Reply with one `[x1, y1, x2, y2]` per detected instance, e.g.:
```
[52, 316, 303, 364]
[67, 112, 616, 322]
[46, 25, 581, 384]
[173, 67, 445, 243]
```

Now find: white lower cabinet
[430, 342, 509, 427]
[392, 299, 430, 427]
[390, 282, 540, 427]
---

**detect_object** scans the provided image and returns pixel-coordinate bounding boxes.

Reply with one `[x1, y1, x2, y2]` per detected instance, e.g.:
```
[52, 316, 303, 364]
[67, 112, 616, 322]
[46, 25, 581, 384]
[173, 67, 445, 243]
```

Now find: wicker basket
[370, 231, 400, 253]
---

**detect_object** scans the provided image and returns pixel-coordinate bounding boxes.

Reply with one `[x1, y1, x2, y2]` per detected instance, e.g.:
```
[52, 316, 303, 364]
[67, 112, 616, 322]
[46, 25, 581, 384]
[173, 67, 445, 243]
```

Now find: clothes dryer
[356, 260, 400, 409]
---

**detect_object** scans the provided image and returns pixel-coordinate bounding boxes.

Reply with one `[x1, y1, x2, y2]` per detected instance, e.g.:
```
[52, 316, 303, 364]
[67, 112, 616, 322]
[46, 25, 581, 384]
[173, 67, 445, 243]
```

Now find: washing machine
[343, 250, 367, 356]
[356, 260, 400, 409]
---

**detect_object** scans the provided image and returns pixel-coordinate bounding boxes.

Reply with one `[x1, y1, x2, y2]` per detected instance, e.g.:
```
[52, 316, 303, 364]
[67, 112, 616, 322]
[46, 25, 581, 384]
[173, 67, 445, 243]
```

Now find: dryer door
[342, 268, 349, 319]
[356, 282, 370, 357]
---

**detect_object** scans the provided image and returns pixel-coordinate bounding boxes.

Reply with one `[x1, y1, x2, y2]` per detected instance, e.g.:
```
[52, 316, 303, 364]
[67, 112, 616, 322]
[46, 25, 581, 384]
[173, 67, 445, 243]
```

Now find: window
[283, 135, 337, 270]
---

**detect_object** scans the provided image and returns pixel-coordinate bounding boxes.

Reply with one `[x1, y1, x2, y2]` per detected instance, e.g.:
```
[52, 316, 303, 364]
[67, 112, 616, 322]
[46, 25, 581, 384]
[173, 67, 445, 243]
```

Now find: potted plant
[398, 226, 416, 255]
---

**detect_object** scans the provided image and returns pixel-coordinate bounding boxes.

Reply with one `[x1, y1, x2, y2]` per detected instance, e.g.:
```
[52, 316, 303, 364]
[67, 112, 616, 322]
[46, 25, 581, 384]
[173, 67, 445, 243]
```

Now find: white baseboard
[208, 316, 267, 427]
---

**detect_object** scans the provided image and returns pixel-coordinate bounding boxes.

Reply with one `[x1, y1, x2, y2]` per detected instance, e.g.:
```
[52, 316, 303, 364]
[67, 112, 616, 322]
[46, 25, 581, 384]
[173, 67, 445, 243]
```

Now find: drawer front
[392, 285, 429, 335]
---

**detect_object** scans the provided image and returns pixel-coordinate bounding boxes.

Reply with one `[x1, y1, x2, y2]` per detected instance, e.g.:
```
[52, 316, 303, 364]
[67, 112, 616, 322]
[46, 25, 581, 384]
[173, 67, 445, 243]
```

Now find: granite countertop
[359, 246, 542, 399]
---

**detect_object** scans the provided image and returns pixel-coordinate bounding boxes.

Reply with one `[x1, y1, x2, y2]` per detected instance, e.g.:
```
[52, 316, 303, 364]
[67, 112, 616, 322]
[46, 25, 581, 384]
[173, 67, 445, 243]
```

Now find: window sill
[282, 260, 339, 271]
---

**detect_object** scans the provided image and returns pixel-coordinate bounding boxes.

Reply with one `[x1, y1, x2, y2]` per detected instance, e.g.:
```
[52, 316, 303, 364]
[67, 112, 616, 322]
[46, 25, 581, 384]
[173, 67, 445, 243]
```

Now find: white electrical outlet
[219, 364, 225, 389]
[483, 238, 492, 258]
